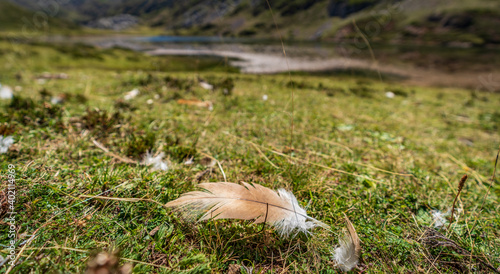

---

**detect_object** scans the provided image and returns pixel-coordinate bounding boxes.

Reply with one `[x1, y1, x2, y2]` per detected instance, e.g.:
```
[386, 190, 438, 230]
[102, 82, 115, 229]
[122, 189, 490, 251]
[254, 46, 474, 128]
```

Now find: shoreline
[79, 35, 500, 90]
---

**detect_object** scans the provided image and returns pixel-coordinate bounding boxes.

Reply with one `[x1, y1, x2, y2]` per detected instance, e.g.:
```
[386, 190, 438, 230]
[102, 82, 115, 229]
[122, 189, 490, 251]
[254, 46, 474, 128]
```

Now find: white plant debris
[142, 151, 168, 171]
[0, 135, 14, 154]
[0, 84, 13, 100]
[124, 88, 140, 100]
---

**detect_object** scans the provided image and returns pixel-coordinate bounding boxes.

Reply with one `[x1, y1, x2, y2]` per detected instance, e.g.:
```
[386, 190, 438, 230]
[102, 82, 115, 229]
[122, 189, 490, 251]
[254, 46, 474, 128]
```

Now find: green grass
[0, 39, 499, 273]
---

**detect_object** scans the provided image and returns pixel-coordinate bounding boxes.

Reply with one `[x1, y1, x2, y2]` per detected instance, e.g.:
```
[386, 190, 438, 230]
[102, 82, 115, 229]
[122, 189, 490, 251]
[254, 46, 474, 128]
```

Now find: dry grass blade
[250, 142, 279, 169]
[445, 153, 487, 185]
[78, 195, 166, 208]
[352, 19, 382, 82]
[91, 139, 137, 164]
[265, 0, 294, 149]
[294, 142, 412, 177]
[308, 135, 353, 154]
[478, 146, 499, 210]
[470, 146, 500, 233]
[226, 133, 385, 185]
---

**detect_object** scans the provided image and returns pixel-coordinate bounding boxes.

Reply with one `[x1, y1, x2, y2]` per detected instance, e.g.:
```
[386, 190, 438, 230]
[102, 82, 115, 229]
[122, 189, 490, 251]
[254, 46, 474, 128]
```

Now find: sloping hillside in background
[0, 0, 78, 32]
[5, 0, 500, 46]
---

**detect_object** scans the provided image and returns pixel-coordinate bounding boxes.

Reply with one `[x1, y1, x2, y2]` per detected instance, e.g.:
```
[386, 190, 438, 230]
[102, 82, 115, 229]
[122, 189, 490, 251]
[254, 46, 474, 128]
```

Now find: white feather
[430, 208, 462, 228]
[333, 216, 361, 272]
[273, 189, 317, 237]
[166, 182, 327, 237]
[199, 81, 213, 90]
[0, 135, 14, 154]
[0, 85, 13, 100]
[142, 151, 168, 171]
[124, 88, 140, 100]
[184, 157, 194, 165]
[431, 210, 448, 228]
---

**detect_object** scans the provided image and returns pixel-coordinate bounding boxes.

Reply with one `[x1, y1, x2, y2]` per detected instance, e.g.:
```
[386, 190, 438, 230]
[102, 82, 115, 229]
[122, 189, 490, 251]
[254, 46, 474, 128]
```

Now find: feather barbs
[333, 214, 361, 272]
[166, 182, 325, 237]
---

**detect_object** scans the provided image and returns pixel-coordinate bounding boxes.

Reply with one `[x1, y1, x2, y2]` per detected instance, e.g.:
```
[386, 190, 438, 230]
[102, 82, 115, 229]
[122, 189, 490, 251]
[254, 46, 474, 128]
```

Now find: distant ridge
[4, 0, 500, 46]
[0, 0, 78, 32]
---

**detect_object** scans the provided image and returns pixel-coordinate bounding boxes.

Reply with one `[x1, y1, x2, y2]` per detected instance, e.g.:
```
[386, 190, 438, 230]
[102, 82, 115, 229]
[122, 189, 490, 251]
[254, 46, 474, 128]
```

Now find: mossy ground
[0, 38, 499, 273]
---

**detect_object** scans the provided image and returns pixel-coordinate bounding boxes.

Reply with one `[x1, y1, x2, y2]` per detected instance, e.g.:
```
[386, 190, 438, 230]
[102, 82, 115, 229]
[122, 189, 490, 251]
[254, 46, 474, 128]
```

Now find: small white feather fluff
[431, 208, 462, 228]
[385, 91, 395, 98]
[124, 88, 140, 100]
[51, 95, 65, 105]
[142, 151, 168, 171]
[183, 157, 194, 165]
[0, 84, 13, 100]
[0, 135, 14, 154]
[333, 215, 361, 272]
[273, 189, 317, 236]
[199, 81, 213, 90]
[431, 210, 448, 228]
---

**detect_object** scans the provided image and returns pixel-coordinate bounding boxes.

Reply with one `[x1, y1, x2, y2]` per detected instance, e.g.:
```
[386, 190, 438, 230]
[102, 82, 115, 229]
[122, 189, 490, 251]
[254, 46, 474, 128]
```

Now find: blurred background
[1, 1, 500, 273]
[1, 0, 500, 89]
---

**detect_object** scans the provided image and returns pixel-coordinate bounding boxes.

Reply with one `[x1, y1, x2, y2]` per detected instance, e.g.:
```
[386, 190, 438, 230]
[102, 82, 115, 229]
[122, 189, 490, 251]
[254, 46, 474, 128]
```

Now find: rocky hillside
[0, 0, 77, 32]
[5, 0, 500, 46]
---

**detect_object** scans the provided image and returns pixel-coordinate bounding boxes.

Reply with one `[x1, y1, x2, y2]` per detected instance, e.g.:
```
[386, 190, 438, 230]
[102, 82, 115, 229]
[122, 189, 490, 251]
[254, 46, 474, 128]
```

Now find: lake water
[81, 35, 499, 88]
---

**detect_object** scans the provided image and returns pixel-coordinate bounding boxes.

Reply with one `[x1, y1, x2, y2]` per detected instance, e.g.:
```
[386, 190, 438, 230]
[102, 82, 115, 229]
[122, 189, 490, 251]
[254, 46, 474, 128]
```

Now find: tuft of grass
[125, 132, 157, 160]
[348, 85, 377, 98]
[164, 76, 194, 91]
[3, 96, 64, 128]
[80, 108, 126, 138]
[216, 77, 235, 96]
[0, 123, 16, 136]
[165, 144, 198, 163]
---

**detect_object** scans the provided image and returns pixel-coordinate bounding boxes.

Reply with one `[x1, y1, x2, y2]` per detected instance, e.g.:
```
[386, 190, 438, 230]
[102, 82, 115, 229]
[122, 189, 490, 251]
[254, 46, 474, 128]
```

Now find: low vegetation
[0, 37, 499, 273]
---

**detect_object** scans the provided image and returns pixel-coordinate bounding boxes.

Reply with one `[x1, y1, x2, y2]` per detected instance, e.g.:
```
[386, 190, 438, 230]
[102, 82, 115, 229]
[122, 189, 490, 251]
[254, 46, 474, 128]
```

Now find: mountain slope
[0, 0, 79, 32]
[6, 0, 500, 46]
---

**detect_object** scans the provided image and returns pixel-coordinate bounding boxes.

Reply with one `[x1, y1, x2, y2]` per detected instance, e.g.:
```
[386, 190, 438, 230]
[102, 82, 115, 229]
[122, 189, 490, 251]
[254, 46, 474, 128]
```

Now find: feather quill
[166, 182, 327, 237]
[333, 215, 361, 272]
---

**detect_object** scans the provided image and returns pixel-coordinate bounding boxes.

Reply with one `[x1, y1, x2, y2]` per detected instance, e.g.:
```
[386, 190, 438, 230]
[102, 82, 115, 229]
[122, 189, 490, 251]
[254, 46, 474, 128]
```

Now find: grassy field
[0, 38, 499, 273]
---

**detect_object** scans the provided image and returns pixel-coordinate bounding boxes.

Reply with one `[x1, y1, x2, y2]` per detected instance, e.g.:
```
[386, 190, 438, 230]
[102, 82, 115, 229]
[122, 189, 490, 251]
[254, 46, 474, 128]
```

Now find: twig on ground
[422, 227, 499, 273]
